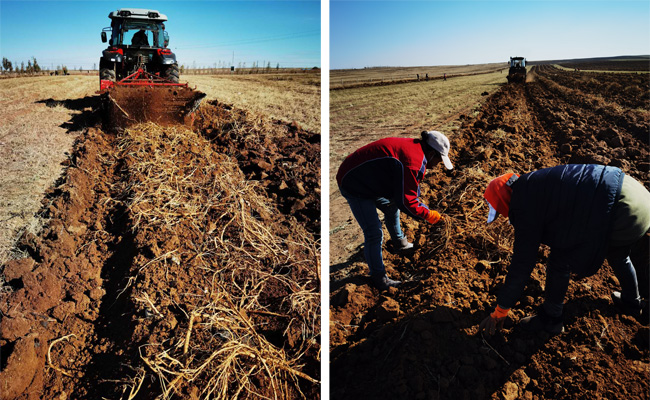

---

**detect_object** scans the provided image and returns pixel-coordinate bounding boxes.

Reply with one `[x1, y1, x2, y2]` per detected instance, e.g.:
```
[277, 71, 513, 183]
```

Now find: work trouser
[339, 187, 405, 276]
[542, 245, 643, 318]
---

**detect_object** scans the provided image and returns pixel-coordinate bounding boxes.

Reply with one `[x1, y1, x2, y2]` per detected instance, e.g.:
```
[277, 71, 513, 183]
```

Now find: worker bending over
[480, 164, 650, 334]
[337, 131, 453, 290]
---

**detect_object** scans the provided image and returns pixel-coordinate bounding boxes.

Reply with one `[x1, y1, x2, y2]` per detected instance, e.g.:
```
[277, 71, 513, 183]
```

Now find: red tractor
[99, 8, 204, 127]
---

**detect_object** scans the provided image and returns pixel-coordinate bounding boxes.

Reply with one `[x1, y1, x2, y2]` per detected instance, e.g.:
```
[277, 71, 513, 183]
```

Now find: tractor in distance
[507, 56, 527, 83]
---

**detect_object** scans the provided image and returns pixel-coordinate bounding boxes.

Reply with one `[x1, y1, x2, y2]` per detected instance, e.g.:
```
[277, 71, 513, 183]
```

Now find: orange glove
[425, 210, 441, 224]
[479, 305, 510, 335]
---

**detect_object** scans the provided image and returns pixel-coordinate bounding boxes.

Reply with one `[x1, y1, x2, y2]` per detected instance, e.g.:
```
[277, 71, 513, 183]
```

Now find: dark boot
[612, 291, 644, 317]
[520, 306, 564, 334]
[388, 237, 414, 255]
[371, 274, 401, 291]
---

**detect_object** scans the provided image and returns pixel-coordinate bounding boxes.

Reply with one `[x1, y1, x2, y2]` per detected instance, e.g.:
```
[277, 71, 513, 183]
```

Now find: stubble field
[329, 62, 649, 399]
[330, 63, 505, 89]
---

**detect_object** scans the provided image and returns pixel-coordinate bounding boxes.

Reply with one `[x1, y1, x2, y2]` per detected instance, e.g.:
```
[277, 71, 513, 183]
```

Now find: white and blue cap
[424, 130, 453, 170]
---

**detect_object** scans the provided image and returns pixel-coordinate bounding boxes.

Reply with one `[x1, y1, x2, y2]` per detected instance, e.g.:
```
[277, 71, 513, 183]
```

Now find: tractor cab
[102, 9, 169, 49]
[509, 57, 526, 68]
[99, 8, 177, 87]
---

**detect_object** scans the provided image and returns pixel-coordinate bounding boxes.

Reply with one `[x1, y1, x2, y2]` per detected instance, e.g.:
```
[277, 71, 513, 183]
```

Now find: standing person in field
[479, 164, 650, 335]
[336, 131, 453, 290]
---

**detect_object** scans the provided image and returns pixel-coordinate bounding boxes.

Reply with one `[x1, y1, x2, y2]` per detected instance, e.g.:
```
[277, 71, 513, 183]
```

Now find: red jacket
[336, 138, 431, 220]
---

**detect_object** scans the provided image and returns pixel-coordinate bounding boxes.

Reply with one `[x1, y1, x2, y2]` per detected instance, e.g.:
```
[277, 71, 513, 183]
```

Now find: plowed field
[0, 86, 320, 398]
[330, 65, 649, 399]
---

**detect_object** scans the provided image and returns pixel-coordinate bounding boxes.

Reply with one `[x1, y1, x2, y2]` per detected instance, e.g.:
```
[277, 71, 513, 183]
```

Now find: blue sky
[330, 0, 650, 69]
[2, 1, 649, 71]
[0, 0, 320, 70]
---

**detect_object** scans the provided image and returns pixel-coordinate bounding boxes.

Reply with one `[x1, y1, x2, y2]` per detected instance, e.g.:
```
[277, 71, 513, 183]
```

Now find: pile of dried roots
[115, 123, 320, 399]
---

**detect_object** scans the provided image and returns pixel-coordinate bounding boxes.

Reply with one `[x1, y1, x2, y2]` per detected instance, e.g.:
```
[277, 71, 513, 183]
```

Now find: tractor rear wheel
[100, 68, 116, 81]
[163, 64, 180, 83]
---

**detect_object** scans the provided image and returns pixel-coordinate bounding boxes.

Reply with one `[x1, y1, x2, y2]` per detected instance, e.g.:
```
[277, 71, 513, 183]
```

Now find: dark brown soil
[0, 99, 320, 399]
[330, 65, 649, 400]
[557, 60, 650, 72]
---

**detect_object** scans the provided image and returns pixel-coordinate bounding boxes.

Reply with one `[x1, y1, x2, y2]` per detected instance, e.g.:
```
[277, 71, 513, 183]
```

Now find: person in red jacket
[336, 131, 453, 290]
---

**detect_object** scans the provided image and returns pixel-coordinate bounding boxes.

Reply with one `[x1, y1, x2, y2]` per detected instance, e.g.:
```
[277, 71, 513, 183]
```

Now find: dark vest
[509, 164, 624, 277]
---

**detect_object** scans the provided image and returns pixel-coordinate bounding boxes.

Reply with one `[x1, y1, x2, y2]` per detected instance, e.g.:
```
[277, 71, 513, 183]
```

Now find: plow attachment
[101, 69, 206, 129]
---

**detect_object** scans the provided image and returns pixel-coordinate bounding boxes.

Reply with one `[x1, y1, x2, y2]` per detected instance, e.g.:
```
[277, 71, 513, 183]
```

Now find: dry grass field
[0, 75, 97, 265]
[330, 63, 504, 88]
[0, 72, 320, 267]
[186, 71, 321, 133]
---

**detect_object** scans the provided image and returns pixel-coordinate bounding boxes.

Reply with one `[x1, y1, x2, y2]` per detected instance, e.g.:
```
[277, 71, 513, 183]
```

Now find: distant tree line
[1, 56, 318, 77]
[2, 57, 42, 74]
[1, 57, 73, 76]
[179, 60, 282, 75]
[180, 61, 320, 75]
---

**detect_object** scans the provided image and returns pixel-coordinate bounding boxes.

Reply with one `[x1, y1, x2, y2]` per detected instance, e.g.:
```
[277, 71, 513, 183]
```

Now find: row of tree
[2, 57, 40, 73]
[1, 57, 71, 75]
[178, 61, 289, 75]
[1, 57, 315, 76]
